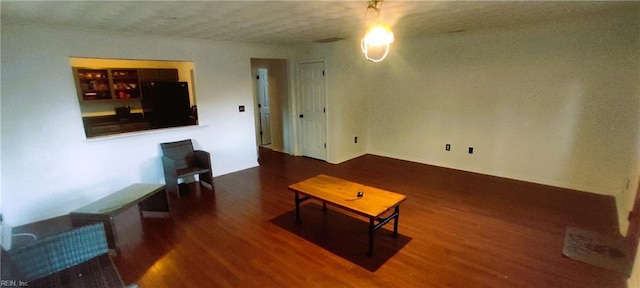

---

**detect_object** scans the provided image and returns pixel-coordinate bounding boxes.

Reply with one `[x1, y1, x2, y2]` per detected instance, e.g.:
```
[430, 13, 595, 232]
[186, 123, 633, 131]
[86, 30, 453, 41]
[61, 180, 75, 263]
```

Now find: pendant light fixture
[361, 0, 394, 62]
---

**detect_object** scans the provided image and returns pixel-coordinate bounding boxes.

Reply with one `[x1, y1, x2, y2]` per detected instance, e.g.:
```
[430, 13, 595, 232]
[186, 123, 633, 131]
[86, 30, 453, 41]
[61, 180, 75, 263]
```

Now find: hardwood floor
[106, 148, 629, 287]
[5, 148, 633, 287]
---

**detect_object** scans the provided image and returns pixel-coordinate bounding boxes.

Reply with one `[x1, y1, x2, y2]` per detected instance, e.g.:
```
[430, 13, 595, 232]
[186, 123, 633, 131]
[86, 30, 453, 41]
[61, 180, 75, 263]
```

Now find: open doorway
[256, 68, 272, 147]
[250, 59, 291, 162]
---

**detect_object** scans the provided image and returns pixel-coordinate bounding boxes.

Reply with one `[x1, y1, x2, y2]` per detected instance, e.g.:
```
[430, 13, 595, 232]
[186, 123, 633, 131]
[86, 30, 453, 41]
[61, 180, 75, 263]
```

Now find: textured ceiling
[1, 1, 637, 45]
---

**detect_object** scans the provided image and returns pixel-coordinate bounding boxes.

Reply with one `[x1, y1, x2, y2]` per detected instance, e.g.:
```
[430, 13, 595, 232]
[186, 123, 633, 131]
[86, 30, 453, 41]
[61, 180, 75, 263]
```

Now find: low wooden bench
[70, 183, 168, 252]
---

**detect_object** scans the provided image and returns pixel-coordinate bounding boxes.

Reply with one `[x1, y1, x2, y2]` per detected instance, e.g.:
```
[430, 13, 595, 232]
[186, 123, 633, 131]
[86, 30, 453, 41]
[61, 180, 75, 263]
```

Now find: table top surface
[288, 174, 406, 218]
[71, 183, 166, 215]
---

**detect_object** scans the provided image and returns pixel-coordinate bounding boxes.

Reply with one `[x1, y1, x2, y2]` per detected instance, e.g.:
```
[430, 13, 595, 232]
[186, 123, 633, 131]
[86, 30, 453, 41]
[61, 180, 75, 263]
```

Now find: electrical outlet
[445, 144, 451, 151]
[468, 147, 474, 154]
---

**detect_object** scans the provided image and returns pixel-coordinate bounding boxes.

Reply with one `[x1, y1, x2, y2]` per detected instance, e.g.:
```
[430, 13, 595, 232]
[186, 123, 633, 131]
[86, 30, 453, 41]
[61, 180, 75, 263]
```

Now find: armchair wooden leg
[198, 172, 214, 191]
[195, 181, 202, 198]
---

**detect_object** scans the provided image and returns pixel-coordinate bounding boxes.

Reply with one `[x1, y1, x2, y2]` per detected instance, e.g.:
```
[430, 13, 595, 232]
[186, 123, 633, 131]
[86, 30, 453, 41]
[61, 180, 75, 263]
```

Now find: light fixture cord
[367, 0, 383, 13]
[365, 0, 384, 24]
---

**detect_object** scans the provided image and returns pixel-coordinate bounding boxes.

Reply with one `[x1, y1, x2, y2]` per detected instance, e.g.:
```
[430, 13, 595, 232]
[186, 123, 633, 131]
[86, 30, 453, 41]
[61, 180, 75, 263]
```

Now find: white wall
[624, 15, 640, 286]
[366, 11, 640, 196]
[297, 40, 372, 164]
[617, 62, 640, 234]
[0, 24, 298, 227]
[2, 7, 638, 236]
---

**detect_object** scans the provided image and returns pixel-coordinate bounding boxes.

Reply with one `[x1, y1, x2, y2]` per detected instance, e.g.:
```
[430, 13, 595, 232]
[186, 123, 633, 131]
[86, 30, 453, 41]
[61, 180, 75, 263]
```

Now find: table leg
[140, 188, 170, 218]
[368, 217, 375, 257]
[295, 192, 301, 224]
[393, 205, 400, 238]
[195, 181, 202, 198]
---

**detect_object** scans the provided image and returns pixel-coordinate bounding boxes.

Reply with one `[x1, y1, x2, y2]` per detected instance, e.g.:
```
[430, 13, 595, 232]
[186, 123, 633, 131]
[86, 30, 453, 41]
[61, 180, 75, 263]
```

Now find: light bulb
[363, 26, 394, 46]
[361, 24, 394, 62]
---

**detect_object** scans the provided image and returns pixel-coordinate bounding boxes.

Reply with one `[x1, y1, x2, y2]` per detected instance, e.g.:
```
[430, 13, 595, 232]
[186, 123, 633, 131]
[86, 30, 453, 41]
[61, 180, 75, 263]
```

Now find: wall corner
[1, 220, 12, 250]
[617, 193, 630, 236]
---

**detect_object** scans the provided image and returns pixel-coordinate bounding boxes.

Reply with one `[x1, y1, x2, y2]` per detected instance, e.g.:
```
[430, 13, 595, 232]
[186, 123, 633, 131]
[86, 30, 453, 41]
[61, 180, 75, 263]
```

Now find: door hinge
[322, 70, 325, 76]
[324, 143, 327, 148]
[260, 131, 263, 135]
[323, 108, 326, 113]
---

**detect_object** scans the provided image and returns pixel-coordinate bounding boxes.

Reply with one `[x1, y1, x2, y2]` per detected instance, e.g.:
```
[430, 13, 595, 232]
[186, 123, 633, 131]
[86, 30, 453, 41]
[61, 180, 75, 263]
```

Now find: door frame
[250, 58, 293, 161]
[251, 66, 265, 150]
[255, 68, 271, 146]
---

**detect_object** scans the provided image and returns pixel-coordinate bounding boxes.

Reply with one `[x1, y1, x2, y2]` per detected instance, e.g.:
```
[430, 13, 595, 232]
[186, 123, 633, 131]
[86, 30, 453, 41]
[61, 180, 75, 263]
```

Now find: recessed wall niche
[70, 57, 198, 138]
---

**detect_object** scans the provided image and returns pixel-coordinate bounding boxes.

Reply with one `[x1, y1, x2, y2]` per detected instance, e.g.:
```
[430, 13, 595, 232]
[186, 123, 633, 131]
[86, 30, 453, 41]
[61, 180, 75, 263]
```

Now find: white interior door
[298, 61, 326, 160]
[257, 68, 271, 146]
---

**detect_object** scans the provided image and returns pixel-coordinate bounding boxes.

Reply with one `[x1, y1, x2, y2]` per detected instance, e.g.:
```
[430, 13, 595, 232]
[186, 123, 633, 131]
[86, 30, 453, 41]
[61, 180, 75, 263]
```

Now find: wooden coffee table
[288, 174, 407, 256]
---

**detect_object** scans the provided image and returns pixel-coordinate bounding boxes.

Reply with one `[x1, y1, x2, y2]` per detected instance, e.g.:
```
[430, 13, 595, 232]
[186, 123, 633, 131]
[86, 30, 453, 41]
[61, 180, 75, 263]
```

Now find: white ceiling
[1, 1, 637, 45]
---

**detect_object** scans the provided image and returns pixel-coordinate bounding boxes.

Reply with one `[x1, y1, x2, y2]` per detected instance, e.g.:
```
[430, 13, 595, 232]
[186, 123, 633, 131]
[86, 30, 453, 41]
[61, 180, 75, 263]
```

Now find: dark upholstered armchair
[161, 139, 213, 198]
[5, 223, 135, 288]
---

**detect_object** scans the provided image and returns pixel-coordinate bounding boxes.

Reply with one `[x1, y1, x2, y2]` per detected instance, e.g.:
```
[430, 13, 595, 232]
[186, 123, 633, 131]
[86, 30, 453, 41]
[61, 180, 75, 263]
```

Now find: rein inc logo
[1, 280, 29, 287]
